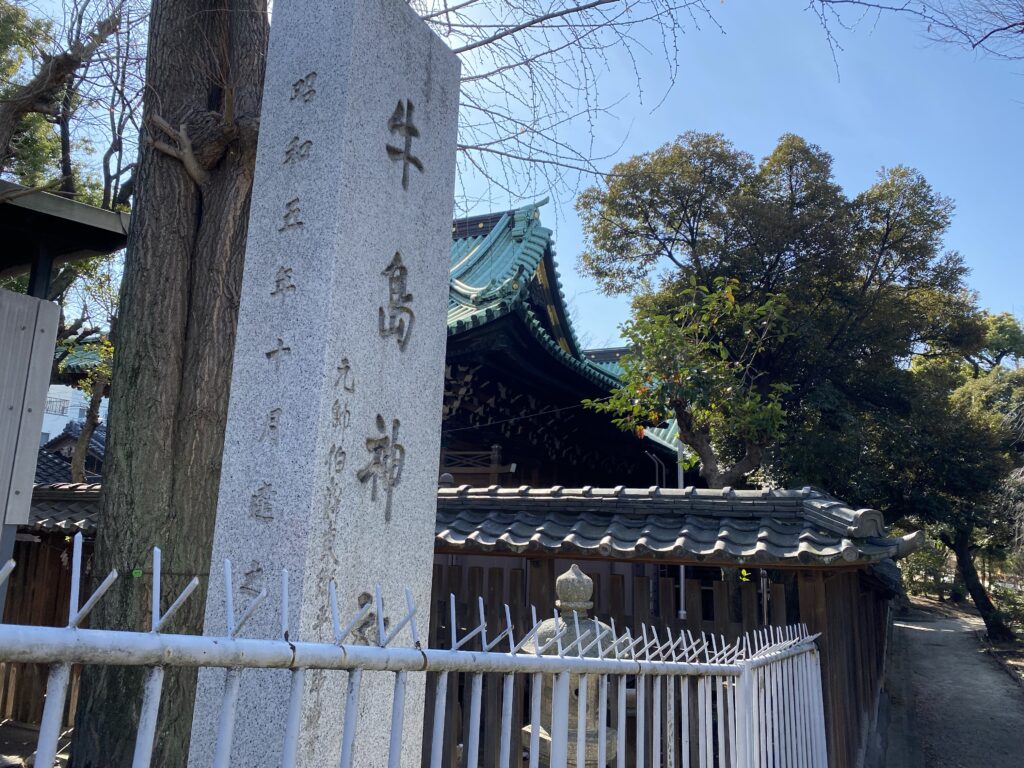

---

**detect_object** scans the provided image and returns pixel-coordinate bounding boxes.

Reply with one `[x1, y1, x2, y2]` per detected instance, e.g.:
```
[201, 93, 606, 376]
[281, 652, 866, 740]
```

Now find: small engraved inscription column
[186, 1, 459, 766]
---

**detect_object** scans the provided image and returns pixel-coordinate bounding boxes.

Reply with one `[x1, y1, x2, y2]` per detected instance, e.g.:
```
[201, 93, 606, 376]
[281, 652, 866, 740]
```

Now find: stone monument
[186, 0, 459, 766]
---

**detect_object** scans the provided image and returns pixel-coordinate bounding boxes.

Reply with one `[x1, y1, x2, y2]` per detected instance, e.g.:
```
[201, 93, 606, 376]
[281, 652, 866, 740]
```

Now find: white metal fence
[0, 534, 828, 768]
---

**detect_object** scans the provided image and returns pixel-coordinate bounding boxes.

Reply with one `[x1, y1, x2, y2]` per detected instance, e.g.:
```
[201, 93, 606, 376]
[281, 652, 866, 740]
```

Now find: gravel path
[889, 613, 1024, 767]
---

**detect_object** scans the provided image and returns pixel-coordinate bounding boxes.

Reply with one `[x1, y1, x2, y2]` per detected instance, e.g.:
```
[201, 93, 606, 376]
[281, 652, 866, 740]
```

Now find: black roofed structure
[42, 422, 106, 478]
[443, 200, 677, 486]
[431, 484, 916, 768]
[0, 181, 129, 293]
[26, 482, 101, 533]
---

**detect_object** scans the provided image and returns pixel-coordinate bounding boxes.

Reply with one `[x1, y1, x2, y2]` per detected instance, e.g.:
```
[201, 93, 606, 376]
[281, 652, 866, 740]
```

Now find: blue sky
[465, 3, 1023, 348]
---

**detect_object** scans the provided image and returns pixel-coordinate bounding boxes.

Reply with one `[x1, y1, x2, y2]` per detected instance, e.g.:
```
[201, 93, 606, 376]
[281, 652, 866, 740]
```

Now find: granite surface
[186, 0, 459, 765]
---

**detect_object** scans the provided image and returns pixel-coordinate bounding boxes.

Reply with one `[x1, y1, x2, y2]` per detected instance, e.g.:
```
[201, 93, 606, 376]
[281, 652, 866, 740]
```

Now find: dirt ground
[885, 600, 1024, 767]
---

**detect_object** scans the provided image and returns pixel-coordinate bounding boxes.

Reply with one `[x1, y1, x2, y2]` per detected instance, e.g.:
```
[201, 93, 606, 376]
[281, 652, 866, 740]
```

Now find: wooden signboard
[1, 289, 58, 525]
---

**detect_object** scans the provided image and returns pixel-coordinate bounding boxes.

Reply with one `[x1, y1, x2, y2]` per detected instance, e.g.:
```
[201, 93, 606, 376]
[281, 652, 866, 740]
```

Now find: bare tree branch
[809, 1, 1024, 60]
[0, 6, 122, 174]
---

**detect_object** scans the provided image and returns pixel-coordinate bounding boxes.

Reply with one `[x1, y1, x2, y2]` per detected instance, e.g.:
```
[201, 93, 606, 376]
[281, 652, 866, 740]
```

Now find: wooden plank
[610, 574, 626, 629]
[633, 575, 651, 633]
[509, 569, 526, 768]
[441, 564, 462, 768]
[799, 571, 834, 766]
[770, 583, 787, 627]
[683, 578, 701, 636]
[528, 559, 554, 618]
[658, 576, 676, 625]
[1, 291, 59, 525]
[740, 581, 758, 634]
[712, 581, 730, 637]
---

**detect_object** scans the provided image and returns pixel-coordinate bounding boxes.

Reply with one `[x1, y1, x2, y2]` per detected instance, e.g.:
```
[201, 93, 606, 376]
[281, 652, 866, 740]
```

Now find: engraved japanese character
[331, 399, 351, 430]
[263, 407, 282, 442]
[240, 560, 264, 595]
[279, 198, 304, 232]
[250, 482, 275, 521]
[385, 100, 423, 190]
[290, 72, 317, 103]
[327, 443, 347, 476]
[378, 253, 414, 351]
[265, 338, 291, 369]
[284, 136, 313, 164]
[356, 415, 405, 522]
[335, 357, 356, 393]
[271, 267, 296, 297]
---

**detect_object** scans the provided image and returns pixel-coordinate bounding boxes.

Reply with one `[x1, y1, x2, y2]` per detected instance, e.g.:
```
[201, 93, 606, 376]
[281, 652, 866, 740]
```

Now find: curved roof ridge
[450, 199, 550, 289]
[515, 303, 620, 390]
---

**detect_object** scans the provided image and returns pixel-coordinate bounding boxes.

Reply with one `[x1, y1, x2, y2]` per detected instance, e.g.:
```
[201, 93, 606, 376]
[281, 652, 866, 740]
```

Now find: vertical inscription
[378, 253, 414, 351]
[321, 357, 356, 572]
[250, 482, 276, 521]
[240, 561, 265, 596]
[262, 407, 282, 443]
[335, 357, 356, 393]
[265, 338, 292, 369]
[271, 267, 296, 297]
[290, 72, 318, 103]
[279, 198, 305, 232]
[284, 136, 313, 164]
[385, 100, 423, 190]
[356, 414, 406, 523]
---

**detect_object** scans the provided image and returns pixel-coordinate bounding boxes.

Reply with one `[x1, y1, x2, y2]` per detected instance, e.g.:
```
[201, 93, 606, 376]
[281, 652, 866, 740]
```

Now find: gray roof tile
[435, 486, 920, 566]
[25, 482, 922, 567]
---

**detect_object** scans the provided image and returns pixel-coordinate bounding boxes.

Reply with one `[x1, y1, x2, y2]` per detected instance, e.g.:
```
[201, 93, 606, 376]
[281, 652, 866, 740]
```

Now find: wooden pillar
[799, 571, 837, 767]
[488, 444, 502, 485]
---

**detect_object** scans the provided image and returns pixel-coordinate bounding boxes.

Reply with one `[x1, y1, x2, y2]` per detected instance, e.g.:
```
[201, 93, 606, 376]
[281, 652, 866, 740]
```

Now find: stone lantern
[520, 564, 618, 766]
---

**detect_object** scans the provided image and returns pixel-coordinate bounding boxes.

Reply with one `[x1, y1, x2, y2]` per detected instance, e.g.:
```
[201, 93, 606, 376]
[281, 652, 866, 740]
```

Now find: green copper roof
[644, 421, 682, 452]
[448, 199, 618, 390]
[581, 349, 683, 452]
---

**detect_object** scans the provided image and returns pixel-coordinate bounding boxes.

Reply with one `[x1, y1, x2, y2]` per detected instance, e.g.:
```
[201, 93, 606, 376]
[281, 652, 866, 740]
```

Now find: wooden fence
[428, 556, 890, 768]
[425, 558, 804, 768]
[0, 533, 82, 726]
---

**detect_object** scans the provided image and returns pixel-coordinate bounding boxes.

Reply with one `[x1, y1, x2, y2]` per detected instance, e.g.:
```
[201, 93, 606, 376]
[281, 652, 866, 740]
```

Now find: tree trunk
[948, 528, 1014, 643]
[59, 87, 76, 196]
[70, 0, 267, 764]
[673, 407, 765, 489]
[70, 377, 105, 483]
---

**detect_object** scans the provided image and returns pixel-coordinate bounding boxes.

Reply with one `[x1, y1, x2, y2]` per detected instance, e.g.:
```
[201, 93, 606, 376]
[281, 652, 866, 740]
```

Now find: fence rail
[0, 534, 828, 768]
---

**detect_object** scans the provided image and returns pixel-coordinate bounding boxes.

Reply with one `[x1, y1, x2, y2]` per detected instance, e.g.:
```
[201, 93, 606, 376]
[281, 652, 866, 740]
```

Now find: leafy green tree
[967, 311, 1024, 376]
[0, 0, 59, 180]
[589, 277, 788, 487]
[1, 0, 140, 206]
[577, 131, 980, 488]
[579, 130, 1024, 638]
[894, 356, 1022, 640]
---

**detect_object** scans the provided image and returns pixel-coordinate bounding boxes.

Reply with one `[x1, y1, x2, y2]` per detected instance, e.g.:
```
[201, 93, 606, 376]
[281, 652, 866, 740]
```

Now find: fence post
[735, 661, 754, 768]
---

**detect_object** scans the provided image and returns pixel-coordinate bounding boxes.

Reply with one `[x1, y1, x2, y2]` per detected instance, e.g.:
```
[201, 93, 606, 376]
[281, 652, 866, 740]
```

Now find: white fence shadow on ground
[0, 534, 828, 768]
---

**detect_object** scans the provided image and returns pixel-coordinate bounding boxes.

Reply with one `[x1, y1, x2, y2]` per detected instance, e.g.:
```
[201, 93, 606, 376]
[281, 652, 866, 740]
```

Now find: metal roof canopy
[0, 181, 129, 290]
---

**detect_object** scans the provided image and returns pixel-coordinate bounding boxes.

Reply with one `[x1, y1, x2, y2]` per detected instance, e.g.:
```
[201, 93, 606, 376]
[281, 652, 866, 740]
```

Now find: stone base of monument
[519, 725, 618, 767]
